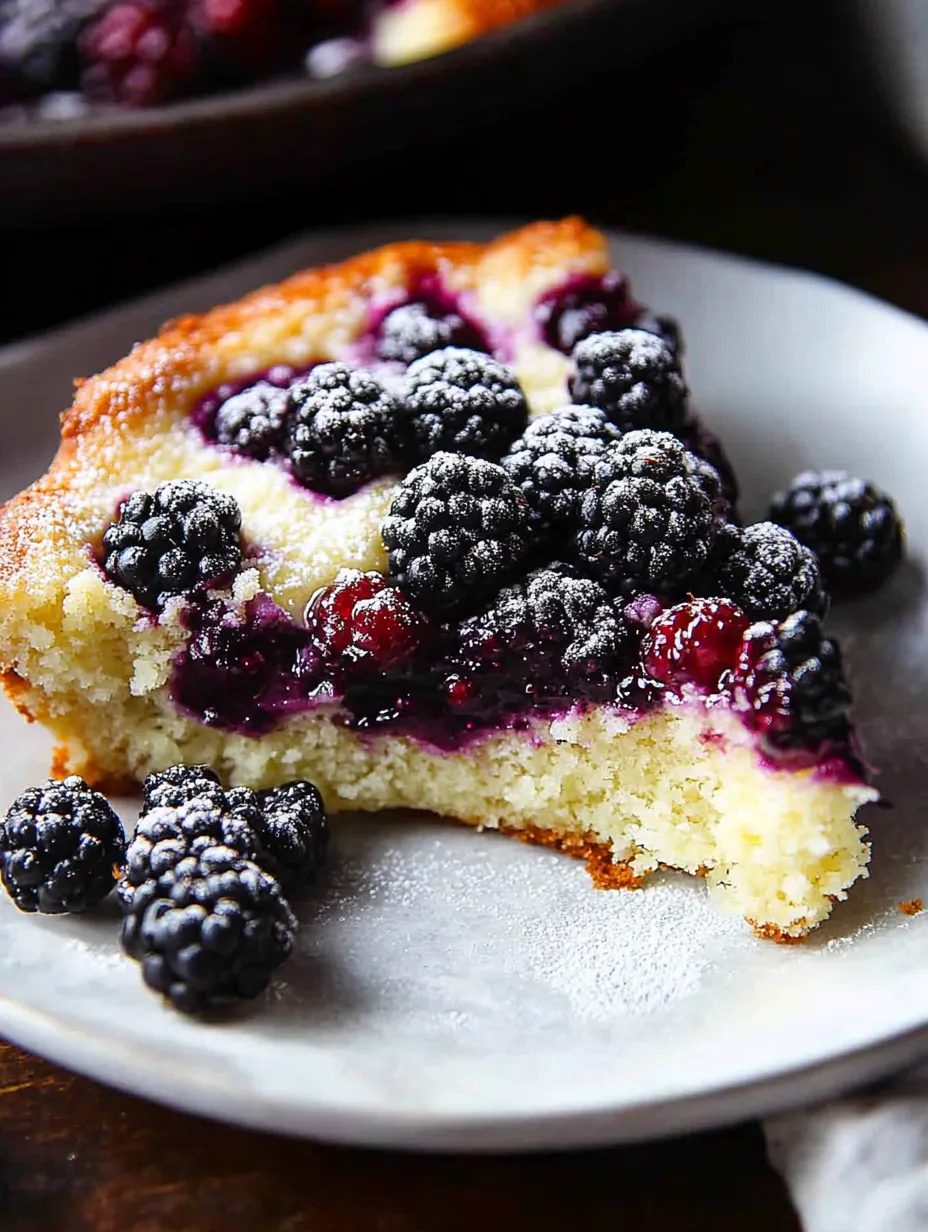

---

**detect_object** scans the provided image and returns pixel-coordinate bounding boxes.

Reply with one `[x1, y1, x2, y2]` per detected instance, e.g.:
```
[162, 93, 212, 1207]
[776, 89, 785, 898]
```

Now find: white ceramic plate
[0, 222, 926, 1152]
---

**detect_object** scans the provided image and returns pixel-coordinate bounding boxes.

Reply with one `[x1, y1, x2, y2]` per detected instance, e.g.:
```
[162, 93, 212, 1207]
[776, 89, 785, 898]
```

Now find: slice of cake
[0, 218, 878, 939]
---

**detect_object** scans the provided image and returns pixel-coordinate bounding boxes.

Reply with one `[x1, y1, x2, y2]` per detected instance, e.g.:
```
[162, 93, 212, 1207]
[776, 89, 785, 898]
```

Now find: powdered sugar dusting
[297, 818, 748, 1045]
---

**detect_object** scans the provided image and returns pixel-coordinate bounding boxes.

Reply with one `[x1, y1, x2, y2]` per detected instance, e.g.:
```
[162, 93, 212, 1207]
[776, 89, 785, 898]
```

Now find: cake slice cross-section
[0, 218, 877, 939]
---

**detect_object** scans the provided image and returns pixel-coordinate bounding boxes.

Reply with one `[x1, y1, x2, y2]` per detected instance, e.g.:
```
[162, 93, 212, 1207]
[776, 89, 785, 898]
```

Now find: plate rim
[0, 218, 927, 1150]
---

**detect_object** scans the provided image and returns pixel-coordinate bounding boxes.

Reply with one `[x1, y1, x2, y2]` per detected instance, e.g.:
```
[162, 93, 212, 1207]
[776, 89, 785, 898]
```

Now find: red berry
[307, 569, 430, 675]
[643, 598, 749, 692]
[80, 0, 199, 105]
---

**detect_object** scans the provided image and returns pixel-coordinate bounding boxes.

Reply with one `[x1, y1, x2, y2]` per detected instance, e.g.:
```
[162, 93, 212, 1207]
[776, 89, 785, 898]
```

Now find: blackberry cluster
[287, 362, 404, 497]
[404, 348, 528, 462]
[382, 452, 536, 614]
[500, 406, 621, 530]
[570, 330, 688, 434]
[101, 479, 242, 610]
[120, 765, 330, 1012]
[214, 381, 288, 460]
[0, 776, 125, 913]
[0, 0, 103, 93]
[712, 522, 826, 623]
[730, 610, 852, 749]
[770, 470, 904, 598]
[376, 302, 487, 366]
[572, 430, 719, 597]
[448, 565, 632, 702]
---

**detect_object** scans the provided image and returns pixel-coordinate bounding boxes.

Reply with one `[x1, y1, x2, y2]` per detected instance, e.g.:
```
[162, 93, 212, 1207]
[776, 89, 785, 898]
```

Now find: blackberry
[404, 348, 528, 462]
[713, 522, 826, 622]
[214, 381, 288, 460]
[254, 781, 329, 894]
[80, 0, 201, 107]
[634, 311, 684, 358]
[138, 766, 329, 896]
[287, 362, 404, 497]
[0, 776, 125, 913]
[730, 610, 852, 749]
[101, 479, 242, 611]
[120, 832, 295, 1014]
[769, 470, 904, 598]
[448, 565, 632, 701]
[376, 301, 487, 366]
[642, 598, 750, 692]
[536, 272, 640, 355]
[142, 763, 224, 812]
[382, 452, 536, 614]
[122, 794, 262, 900]
[569, 330, 687, 434]
[500, 406, 621, 530]
[572, 430, 718, 598]
[307, 568, 431, 675]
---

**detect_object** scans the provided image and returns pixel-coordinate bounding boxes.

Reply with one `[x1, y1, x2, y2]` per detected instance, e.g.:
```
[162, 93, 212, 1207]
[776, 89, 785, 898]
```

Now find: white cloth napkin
[764, 1066, 928, 1231]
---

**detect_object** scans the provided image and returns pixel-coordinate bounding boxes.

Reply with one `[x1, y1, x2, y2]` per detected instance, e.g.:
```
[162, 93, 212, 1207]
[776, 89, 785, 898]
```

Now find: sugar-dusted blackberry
[101, 479, 242, 611]
[643, 598, 750, 692]
[0, 776, 125, 914]
[287, 362, 404, 497]
[713, 521, 826, 622]
[404, 348, 528, 462]
[121, 794, 262, 902]
[569, 330, 688, 434]
[142, 763, 223, 812]
[376, 301, 488, 366]
[730, 610, 852, 749]
[307, 568, 431, 675]
[572, 430, 718, 598]
[214, 381, 288, 460]
[382, 452, 537, 614]
[120, 834, 295, 1014]
[769, 470, 904, 598]
[449, 564, 633, 700]
[500, 406, 621, 530]
[255, 780, 329, 894]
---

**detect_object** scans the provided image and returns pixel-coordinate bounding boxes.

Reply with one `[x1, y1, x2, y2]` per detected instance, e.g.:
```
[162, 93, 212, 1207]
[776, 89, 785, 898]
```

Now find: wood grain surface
[0, 1, 925, 1228]
[0, 1042, 800, 1232]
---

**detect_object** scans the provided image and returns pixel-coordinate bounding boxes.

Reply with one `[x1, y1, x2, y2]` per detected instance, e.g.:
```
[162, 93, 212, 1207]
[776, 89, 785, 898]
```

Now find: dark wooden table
[1, 3, 926, 1228]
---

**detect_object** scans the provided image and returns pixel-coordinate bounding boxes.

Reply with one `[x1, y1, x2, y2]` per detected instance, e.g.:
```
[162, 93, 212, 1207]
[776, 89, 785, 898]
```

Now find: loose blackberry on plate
[570, 329, 688, 434]
[120, 834, 296, 1014]
[101, 479, 242, 611]
[501, 406, 621, 530]
[382, 451, 537, 614]
[287, 362, 405, 497]
[0, 776, 125, 913]
[770, 470, 904, 598]
[572, 430, 719, 597]
[712, 521, 827, 623]
[403, 348, 528, 462]
[254, 780, 329, 894]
